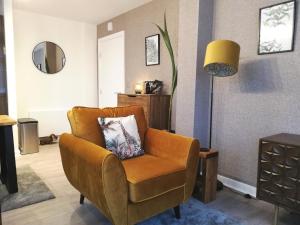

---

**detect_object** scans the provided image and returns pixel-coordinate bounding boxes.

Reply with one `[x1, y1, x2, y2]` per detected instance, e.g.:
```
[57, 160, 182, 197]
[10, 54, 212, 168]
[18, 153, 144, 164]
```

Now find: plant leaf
[171, 68, 177, 96]
[155, 24, 166, 39]
[156, 23, 176, 75]
[155, 13, 177, 129]
[164, 12, 168, 33]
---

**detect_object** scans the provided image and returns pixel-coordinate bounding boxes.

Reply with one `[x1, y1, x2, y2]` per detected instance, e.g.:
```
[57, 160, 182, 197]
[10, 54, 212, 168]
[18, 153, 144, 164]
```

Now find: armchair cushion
[122, 154, 186, 203]
[98, 115, 144, 160]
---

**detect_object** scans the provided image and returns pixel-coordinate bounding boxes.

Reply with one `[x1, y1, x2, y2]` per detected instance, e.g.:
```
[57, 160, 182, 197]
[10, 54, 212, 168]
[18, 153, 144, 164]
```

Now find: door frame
[97, 31, 125, 107]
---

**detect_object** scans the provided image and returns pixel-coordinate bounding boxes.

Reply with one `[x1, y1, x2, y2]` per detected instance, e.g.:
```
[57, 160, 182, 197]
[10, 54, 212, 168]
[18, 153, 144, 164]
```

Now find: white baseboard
[218, 175, 257, 198]
[15, 148, 21, 157]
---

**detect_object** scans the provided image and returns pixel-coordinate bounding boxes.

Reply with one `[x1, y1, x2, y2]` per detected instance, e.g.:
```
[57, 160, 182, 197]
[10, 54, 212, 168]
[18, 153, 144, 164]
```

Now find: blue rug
[85, 198, 245, 225]
[137, 198, 243, 225]
[83, 197, 243, 225]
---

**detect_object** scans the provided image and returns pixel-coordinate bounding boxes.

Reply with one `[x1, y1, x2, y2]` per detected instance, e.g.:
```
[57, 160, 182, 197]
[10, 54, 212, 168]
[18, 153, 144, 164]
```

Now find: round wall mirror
[32, 41, 66, 74]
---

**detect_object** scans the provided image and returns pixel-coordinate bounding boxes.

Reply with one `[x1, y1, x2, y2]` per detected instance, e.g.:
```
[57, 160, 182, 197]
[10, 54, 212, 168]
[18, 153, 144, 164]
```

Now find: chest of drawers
[257, 133, 300, 214]
[117, 94, 170, 130]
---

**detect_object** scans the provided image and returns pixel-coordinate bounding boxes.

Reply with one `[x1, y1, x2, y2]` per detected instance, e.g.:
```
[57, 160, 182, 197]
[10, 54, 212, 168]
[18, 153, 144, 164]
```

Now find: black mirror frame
[32, 41, 66, 74]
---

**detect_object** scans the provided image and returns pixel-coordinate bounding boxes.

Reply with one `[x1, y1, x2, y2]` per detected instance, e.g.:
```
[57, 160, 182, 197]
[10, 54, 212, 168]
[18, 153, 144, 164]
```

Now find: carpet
[0, 165, 55, 212]
[137, 198, 244, 225]
[93, 198, 244, 225]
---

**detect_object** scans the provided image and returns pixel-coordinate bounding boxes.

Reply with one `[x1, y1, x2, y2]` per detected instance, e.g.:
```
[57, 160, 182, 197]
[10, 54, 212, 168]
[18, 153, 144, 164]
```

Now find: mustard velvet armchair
[59, 106, 200, 225]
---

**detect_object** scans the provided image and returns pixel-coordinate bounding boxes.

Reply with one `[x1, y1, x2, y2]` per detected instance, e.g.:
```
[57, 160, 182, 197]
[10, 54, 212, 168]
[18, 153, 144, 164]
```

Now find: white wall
[3, 0, 18, 147]
[176, 0, 213, 148]
[175, 0, 199, 137]
[14, 10, 97, 135]
[4, 0, 17, 119]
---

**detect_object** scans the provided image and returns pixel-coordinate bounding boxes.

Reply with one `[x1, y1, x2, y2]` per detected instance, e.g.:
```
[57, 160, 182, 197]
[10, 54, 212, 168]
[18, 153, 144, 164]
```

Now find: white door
[98, 31, 125, 108]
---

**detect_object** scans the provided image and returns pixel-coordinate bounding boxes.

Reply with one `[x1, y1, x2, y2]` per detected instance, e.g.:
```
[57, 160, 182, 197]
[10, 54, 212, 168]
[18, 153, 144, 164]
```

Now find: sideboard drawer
[117, 94, 170, 130]
[118, 95, 150, 109]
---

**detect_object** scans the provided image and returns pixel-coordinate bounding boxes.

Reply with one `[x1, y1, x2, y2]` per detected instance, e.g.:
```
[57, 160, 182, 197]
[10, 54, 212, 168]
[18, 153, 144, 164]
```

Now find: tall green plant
[155, 13, 177, 131]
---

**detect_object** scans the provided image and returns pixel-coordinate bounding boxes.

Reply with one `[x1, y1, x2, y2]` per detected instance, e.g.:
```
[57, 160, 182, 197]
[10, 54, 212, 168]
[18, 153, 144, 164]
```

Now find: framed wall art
[145, 34, 160, 66]
[258, 0, 296, 55]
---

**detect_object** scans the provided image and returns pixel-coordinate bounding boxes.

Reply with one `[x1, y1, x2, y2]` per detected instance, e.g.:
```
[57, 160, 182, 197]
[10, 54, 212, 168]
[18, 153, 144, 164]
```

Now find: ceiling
[13, 0, 153, 24]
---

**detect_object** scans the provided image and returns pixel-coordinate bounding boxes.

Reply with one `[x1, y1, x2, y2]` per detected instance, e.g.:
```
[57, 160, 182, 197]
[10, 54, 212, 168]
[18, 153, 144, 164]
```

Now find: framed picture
[145, 34, 160, 66]
[258, 0, 296, 55]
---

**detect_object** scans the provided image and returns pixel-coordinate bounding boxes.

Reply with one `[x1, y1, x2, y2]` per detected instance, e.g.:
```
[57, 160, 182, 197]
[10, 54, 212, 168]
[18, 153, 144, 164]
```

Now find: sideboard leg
[80, 194, 85, 205]
[273, 205, 279, 225]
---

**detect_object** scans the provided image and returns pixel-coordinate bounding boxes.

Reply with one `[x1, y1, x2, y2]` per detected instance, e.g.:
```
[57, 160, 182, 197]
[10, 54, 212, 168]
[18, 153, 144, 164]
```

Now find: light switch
[107, 22, 113, 32]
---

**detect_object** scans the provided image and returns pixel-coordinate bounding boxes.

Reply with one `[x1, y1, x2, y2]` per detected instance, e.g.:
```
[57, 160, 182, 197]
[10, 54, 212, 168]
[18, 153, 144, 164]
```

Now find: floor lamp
[203, 40, 240, 148]
[203, 40, 240, 191]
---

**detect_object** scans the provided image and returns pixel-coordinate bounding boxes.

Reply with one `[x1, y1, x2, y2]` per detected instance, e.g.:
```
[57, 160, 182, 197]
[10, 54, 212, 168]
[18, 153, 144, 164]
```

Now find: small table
[193, 148, 218, 203]
[0, 115, 18, 193]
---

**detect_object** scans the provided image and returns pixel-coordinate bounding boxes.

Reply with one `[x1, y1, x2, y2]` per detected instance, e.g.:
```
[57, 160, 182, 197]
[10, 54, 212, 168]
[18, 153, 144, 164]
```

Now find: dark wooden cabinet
[117, 94, 170, 130]
[257, 133, 300, 214]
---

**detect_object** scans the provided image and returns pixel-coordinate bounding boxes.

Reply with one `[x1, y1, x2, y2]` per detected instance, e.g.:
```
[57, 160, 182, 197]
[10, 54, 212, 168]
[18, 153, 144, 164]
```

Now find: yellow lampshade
[204, 40, 240, 77]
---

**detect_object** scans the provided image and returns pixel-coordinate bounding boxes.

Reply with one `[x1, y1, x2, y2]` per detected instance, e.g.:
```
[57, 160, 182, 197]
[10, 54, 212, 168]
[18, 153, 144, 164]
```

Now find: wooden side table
[193, 148, 218, 203]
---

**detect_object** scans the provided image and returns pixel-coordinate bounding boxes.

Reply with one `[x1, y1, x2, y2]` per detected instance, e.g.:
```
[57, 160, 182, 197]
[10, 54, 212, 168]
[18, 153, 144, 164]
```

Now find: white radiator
[28, 109, 70, 137]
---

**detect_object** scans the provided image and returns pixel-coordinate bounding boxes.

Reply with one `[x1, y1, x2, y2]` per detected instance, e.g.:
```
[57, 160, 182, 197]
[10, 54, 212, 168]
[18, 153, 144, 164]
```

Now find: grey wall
[97, 0, 213, 142]
[97, 0, 300, 187]
[0, 0, 3, 16]
[97, 0, 179, 95]
[97, 0, 178, 129]
[194, 0, 214, 148]
[212, 0, 300, 186]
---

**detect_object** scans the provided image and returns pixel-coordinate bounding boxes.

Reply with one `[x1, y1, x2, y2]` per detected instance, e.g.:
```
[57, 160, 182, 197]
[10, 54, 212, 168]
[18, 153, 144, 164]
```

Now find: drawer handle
[127, 95, 137, 97]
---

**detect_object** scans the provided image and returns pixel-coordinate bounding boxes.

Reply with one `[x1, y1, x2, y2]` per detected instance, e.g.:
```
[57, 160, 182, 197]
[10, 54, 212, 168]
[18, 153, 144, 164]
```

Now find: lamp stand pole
[209, 76, 214, 148]
[209, 77, 224, 191]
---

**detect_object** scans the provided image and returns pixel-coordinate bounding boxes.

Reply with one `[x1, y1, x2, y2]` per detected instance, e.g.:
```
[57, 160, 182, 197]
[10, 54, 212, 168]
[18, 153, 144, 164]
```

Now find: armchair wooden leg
[80, 194, 85, 205]
[174, 205, 181, 219]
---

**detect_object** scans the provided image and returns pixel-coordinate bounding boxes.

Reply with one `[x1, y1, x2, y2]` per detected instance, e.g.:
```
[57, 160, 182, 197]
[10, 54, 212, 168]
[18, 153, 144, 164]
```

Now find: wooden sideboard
[257, 133, 300, 224]
[117, 94, 170, 130]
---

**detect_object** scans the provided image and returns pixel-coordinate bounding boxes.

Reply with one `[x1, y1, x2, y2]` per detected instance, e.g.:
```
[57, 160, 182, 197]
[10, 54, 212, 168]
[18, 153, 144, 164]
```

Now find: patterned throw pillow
[98, 115, 144, 160]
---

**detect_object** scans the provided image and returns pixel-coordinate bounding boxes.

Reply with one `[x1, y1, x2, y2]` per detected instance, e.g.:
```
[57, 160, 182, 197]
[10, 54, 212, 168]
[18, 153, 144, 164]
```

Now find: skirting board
[28, 109, 70, 137]
[218, 175, 257, 198]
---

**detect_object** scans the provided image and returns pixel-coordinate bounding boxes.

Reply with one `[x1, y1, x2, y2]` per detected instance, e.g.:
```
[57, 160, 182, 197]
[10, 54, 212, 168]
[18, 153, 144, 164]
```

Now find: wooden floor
[2, 144, 300, 225]
[208, 188, 299, 225]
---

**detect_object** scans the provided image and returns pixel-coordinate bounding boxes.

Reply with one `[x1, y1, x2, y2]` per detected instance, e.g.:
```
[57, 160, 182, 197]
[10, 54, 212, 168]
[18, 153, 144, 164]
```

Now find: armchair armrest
[59, 133, 128, 225]
[144, 128, 200, 201]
